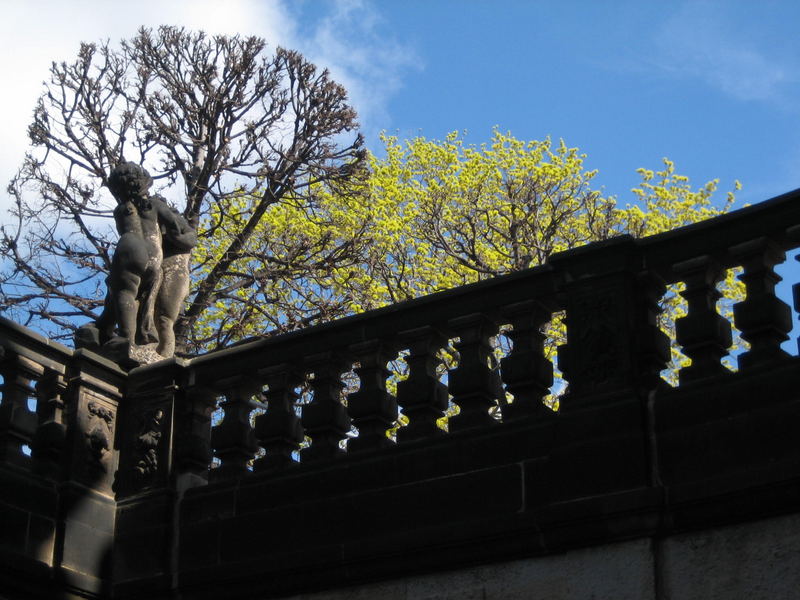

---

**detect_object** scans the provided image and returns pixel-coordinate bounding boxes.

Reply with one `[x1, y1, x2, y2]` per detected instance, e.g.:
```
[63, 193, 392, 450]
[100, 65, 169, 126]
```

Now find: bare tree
[1, 26, 366, 353]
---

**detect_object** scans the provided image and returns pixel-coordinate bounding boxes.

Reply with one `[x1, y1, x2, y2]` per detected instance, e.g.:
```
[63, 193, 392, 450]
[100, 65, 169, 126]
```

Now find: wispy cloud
[653, 2, 798, 104]
[0, 1, 296, 212]
[0, 0, 416, 212]
[295, 0, 420, 139]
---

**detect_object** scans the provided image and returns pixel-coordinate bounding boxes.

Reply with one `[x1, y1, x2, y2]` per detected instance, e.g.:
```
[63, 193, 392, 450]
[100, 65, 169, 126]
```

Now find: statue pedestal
[75, 324, 168, 368]
[128, 343, 168, 366]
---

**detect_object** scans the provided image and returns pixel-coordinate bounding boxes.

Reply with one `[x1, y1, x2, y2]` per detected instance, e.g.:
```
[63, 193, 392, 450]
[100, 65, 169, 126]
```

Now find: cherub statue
[77, 162, 196, 362]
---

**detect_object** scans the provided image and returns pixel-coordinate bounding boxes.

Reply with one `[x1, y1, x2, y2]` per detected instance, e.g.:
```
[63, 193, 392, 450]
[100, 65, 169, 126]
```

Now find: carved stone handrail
[4, 186, 800, 600]
[103, 186, 800, 486]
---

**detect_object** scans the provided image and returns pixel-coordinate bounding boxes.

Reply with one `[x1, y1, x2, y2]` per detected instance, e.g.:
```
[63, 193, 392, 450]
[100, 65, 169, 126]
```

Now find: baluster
[729, 238, 791, 369]
[635, 271, 671, 391]
[448, 314, 502, 431]
[254, 365, 304, 471]
[174, 385, 218, 485]
[500, 300, 554, 420]
[31, 369, 68, 478]
[789, 225, 800, 355]
[210, 377, 259, 480]
[0, 351, 39, 467]
[396, 327, 448, 442]
[347, 340, 397, 453]
[301, 353, 351, 462]
[674, 256, 732, 384]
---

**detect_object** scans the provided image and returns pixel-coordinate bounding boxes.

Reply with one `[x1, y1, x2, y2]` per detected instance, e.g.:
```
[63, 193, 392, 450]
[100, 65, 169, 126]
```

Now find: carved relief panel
[74, 389, 119, 493]
[133, 407, 165, 482]
[85, 400, 114, 469]
[115, 391, 174, 497]
[558, 282, 633, 399]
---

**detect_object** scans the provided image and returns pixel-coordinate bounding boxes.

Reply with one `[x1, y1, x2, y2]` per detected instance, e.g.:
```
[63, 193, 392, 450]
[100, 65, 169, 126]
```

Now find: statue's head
[108, 162, 153, 202]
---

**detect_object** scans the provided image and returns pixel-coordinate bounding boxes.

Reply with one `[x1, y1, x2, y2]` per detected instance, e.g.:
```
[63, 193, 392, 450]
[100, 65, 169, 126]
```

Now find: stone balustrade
[116, 188, 800, 485]
[0, 320, 125, 597]
[3, 187, 800, 599]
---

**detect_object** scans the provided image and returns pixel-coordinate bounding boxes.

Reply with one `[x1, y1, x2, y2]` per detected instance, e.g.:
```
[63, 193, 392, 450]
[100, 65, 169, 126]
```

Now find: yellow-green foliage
[328, 130, 619, 312]
[621, 159, 739, 235]
[195, 130, 741, 368]
[193, 188, 372, 346]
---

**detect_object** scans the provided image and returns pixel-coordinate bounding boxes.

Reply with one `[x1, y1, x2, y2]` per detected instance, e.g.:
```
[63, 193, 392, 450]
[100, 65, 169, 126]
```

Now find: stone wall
[281, 513, 800, 600]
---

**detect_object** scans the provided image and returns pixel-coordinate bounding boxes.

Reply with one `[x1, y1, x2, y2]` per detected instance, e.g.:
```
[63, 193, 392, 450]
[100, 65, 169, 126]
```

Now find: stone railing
[122, 187, 800, 484]
[3, 187, 800, 599]
[0, 319, 125, 598]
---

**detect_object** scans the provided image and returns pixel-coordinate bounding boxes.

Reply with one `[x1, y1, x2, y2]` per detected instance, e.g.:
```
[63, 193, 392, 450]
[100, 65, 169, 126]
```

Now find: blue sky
[1, 0, 799, 210]
[1, 0, 799, 349]
[296, 0, 800, 207]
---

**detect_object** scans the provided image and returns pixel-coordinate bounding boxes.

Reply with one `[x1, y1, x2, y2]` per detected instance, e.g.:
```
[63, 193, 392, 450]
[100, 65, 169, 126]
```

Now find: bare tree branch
[1, 26, 366, 354]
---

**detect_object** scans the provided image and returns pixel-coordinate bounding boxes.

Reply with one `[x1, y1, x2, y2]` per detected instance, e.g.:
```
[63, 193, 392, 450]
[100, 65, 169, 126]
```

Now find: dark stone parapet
[4, 186, 800, 599]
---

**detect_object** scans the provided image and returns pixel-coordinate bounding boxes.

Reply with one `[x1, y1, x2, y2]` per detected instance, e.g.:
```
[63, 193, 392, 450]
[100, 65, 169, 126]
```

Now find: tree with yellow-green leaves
[196, 129, 742, 379]
[345, 131, 740, 306]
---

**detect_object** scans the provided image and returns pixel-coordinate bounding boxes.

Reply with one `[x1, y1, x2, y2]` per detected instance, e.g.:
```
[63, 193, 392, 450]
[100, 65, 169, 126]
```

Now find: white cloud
[298, 0, 419, 140]
[0, 1, 291, 211]
[653, 2, 797, 104]
[0, 0, 415, 213]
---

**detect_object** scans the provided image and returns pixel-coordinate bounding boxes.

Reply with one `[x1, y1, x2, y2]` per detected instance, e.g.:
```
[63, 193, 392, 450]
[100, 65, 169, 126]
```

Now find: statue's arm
[114, 202, 136, 235]
[168, 228, 198, 252]
[151, 195, 197, 252]
[151, 196, 180, 230]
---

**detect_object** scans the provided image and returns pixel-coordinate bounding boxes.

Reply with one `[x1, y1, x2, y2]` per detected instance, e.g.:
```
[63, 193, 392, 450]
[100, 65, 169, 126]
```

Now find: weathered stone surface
[277, 513, 800, 600]
[659, 512, 800, 599]
[281, 538, 655, 600]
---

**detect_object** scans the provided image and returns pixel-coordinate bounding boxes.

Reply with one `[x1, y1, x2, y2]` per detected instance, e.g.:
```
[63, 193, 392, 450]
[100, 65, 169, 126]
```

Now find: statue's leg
[106, 232, 149, 347]
[155, 256, 190, 357]
[155, 316, 176, 357]
[137, 266, 163, 345]
[115, 271, 141, 342]
[95, 289, 116, 343]
[155, 301, 176, 357]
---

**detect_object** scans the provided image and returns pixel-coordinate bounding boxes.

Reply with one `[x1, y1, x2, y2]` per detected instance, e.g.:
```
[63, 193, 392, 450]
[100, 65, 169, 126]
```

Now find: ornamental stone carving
[85, 400, 114, 469]
[134, 408, 165, 479]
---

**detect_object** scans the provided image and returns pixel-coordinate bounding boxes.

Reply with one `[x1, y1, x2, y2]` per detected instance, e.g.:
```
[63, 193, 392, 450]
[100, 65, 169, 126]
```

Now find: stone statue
[155, 206, 197, 357]
[76, 162, 196, 363]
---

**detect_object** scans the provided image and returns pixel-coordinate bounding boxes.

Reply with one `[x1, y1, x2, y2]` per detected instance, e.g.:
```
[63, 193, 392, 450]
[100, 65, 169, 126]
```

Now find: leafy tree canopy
[197, 130, 741, 362]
